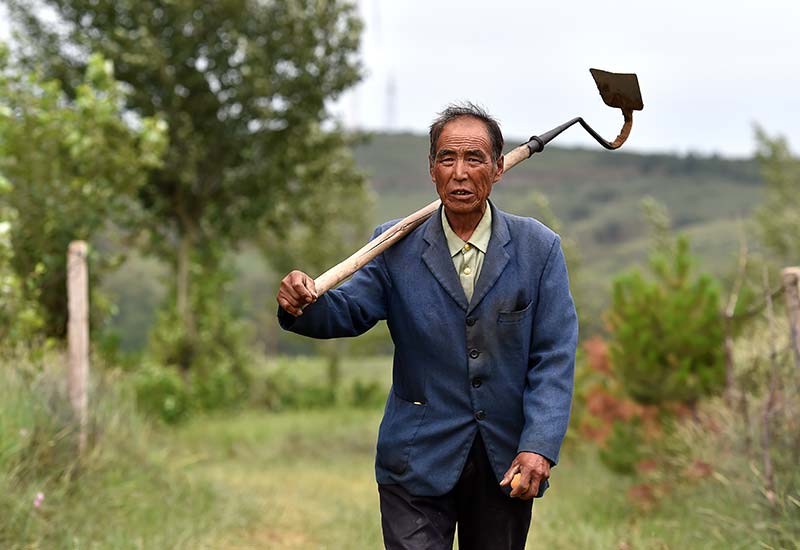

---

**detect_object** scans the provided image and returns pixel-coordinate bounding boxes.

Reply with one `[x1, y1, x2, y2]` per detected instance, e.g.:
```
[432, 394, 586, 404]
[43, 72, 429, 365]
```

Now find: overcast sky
[2, 1, 798, 157]
[335, 0, 800, 157]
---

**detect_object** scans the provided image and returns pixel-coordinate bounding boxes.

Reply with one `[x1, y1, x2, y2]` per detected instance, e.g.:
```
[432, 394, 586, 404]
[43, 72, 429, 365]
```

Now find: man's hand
[499, 452, 550, 500]
[277, 270, 317, 317]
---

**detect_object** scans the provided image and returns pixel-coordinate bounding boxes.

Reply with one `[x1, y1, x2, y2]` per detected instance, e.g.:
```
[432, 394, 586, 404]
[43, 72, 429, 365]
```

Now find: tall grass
[0, 352, 251, 548]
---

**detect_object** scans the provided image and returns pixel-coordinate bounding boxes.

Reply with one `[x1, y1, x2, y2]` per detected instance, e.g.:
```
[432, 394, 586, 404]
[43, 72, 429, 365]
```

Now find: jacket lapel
[468, 203, 510, 314]
[421, 207, 469, 311]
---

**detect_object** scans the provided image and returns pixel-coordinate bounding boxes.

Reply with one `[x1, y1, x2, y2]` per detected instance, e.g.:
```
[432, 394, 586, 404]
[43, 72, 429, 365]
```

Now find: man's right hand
[277, 270, 318, 317]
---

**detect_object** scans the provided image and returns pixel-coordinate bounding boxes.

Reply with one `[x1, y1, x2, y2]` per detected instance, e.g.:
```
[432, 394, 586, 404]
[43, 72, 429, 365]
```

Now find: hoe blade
[590, 68, 644, 112]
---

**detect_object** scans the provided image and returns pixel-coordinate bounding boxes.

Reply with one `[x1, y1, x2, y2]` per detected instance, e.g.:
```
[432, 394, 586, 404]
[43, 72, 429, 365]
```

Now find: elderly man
[277, 103, 578, 550]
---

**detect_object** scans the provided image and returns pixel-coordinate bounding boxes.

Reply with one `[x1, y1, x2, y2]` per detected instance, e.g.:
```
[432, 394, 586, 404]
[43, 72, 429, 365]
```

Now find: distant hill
[353, 132, 763, 331]
[103, 132, 764, 350]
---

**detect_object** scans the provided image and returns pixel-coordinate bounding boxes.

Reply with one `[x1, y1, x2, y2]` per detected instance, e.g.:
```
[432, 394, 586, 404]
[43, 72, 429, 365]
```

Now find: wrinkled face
[430, 116, 503, 218]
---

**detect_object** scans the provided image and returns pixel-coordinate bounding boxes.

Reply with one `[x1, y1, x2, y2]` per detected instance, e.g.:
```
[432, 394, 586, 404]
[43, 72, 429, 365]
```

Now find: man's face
[430, 116, 504, 218]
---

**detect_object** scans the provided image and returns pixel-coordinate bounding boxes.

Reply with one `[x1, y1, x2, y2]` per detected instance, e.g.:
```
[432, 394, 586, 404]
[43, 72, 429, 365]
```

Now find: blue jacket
[278, 202, 578, 497]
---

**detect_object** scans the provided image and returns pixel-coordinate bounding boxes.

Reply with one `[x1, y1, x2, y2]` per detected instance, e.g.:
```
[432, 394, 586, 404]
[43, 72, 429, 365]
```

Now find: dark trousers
[378, 433, 533, 550]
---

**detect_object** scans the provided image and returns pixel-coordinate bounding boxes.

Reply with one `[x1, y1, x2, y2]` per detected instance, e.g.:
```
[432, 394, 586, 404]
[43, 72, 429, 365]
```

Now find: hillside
[103, 132, 764, 349]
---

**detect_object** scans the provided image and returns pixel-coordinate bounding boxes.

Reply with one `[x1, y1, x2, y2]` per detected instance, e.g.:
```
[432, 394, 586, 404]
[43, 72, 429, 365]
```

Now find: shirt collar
[441, 205, 493, 257]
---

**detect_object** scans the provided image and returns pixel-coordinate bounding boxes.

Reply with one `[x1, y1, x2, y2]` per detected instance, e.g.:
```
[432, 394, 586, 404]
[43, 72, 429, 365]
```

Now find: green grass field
[175, 356, 793, 549]
[4, 356, 795, 549]
[176, 408, 776, 549]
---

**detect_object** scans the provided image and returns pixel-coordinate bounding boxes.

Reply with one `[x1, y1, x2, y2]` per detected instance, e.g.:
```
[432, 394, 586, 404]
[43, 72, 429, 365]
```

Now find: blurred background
[0, 1, 798, 548]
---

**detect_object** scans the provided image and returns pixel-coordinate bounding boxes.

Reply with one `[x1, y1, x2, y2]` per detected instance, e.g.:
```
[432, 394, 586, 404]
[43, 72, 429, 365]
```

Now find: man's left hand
[499, 452, 550, 500]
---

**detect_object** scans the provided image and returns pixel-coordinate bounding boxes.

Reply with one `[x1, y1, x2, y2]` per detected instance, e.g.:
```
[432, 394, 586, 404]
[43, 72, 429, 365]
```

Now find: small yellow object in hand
[510, 472, 525, 491]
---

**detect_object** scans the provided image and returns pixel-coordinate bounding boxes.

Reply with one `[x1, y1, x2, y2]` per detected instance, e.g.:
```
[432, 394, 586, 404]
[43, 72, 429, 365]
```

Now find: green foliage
[348, 378, 386, 409]
[245, 355, 390, 411]
[607, 203, 725, 406]
[598, 419, 643, 475]
[253, 363, 336, 411]
[189, 363, 249, 413]
[134, 360, 250, 424]
[6, 0, 369, 368]
[0, 195, 44, 349]
[260, 127, 373, 276]
[0, 45, 166, 338]
[133, 364, 191, 424]
[147, 258, 252, 406]
[753, 126, 800, 263]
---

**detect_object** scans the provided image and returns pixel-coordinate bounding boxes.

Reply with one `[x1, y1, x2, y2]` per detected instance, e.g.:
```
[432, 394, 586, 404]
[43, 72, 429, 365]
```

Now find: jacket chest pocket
[495, 300, 534, 364]
[377, 391, 427, 475]
[497, 300, 534, 324]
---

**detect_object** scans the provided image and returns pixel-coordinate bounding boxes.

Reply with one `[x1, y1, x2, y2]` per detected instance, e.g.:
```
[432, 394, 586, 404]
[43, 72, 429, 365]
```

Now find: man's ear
[493, 154, 505, 183]
[429, 157, 435, 182]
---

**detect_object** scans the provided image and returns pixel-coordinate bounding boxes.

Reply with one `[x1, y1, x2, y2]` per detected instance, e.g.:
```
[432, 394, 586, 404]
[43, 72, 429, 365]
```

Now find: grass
[180, 409, 384, 549]
[181, 356, 797, 549]
[0, 356, 251, 549]
[176, 407, 793, 549]
[4, 354, 796, 548]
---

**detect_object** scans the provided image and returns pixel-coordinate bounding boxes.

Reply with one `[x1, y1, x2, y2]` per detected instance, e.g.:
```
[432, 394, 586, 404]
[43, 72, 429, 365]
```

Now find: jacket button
[469, 349, 480, 359]
[472, 378, 482, 388]
[466, 317, 476, 326]
[475, 410, 486, 421]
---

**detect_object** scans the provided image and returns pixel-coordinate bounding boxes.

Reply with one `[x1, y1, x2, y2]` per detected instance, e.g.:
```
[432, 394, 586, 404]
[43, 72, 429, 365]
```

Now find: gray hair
[428, 102, 504, 163]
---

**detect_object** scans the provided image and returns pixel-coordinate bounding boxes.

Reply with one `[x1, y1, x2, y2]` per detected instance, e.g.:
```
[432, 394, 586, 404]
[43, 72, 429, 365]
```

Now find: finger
[500, 463, 520, 487]
[521, 476, 541, 500]
[509, 470, 531, 498]
[303, 275, 318, 301]
[277, 290, 302, 310]
[291, 279, 315, 304]
[277, 296, 303, 317]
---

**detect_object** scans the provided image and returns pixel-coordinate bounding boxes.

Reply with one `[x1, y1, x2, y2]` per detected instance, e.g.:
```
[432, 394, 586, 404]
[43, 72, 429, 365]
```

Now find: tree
[0, 45, 166, 338]
[606, 199, 725, 407]
[0, 177, 44, 350]
[5, 0, 367, 368]
[260, 127, 373, 390]
[753, 127, 800, 264]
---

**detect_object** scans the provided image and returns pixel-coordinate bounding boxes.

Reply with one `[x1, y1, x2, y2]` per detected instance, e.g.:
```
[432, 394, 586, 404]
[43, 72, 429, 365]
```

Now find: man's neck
[444, 205, 487, 242]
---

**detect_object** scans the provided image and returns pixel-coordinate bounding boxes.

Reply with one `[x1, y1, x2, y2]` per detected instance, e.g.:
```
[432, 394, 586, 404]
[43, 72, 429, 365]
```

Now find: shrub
[607, 235, 725, 407]
[0, 194, 44, 350]
[598, 419, 644, 475]
[260, 371, 336, 410]
[133, 364, 191, 424]
[189, 365, 249, 413]
[349, 379, 387, 409]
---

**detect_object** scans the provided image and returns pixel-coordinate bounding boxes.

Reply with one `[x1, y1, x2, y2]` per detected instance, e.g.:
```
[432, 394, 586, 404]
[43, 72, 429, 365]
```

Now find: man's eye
[440, 158, 455, 164]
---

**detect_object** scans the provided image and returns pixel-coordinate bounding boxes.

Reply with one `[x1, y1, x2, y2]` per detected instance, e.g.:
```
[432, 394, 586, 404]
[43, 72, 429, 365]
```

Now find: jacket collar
[421, 200, 511, 313]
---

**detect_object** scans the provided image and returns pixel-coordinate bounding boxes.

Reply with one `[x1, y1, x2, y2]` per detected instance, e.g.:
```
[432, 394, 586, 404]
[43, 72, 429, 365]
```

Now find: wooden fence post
[68, 241, 89, 455]
[783, 267, 800, 371]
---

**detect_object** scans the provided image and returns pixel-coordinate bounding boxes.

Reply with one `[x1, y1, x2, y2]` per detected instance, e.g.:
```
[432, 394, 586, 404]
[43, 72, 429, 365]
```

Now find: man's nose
[454, 158, 468, 180]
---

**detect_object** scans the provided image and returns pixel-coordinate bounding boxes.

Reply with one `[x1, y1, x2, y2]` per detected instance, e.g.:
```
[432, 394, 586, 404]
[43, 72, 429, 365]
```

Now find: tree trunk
[177, 233, 193, 332]
[176, 228, 197, 371]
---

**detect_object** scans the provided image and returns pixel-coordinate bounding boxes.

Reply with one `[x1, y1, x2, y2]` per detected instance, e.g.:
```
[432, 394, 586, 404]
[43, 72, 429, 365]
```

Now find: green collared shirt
[441, 206, 493, 303]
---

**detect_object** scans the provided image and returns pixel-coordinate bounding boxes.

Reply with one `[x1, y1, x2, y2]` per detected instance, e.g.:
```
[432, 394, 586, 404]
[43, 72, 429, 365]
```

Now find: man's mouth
[451, 190, 473, 196]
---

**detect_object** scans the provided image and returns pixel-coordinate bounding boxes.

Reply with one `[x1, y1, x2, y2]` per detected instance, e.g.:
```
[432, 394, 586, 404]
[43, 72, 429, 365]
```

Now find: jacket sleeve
[277, 226, 391, 339]
[517, 236, 578, 465]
